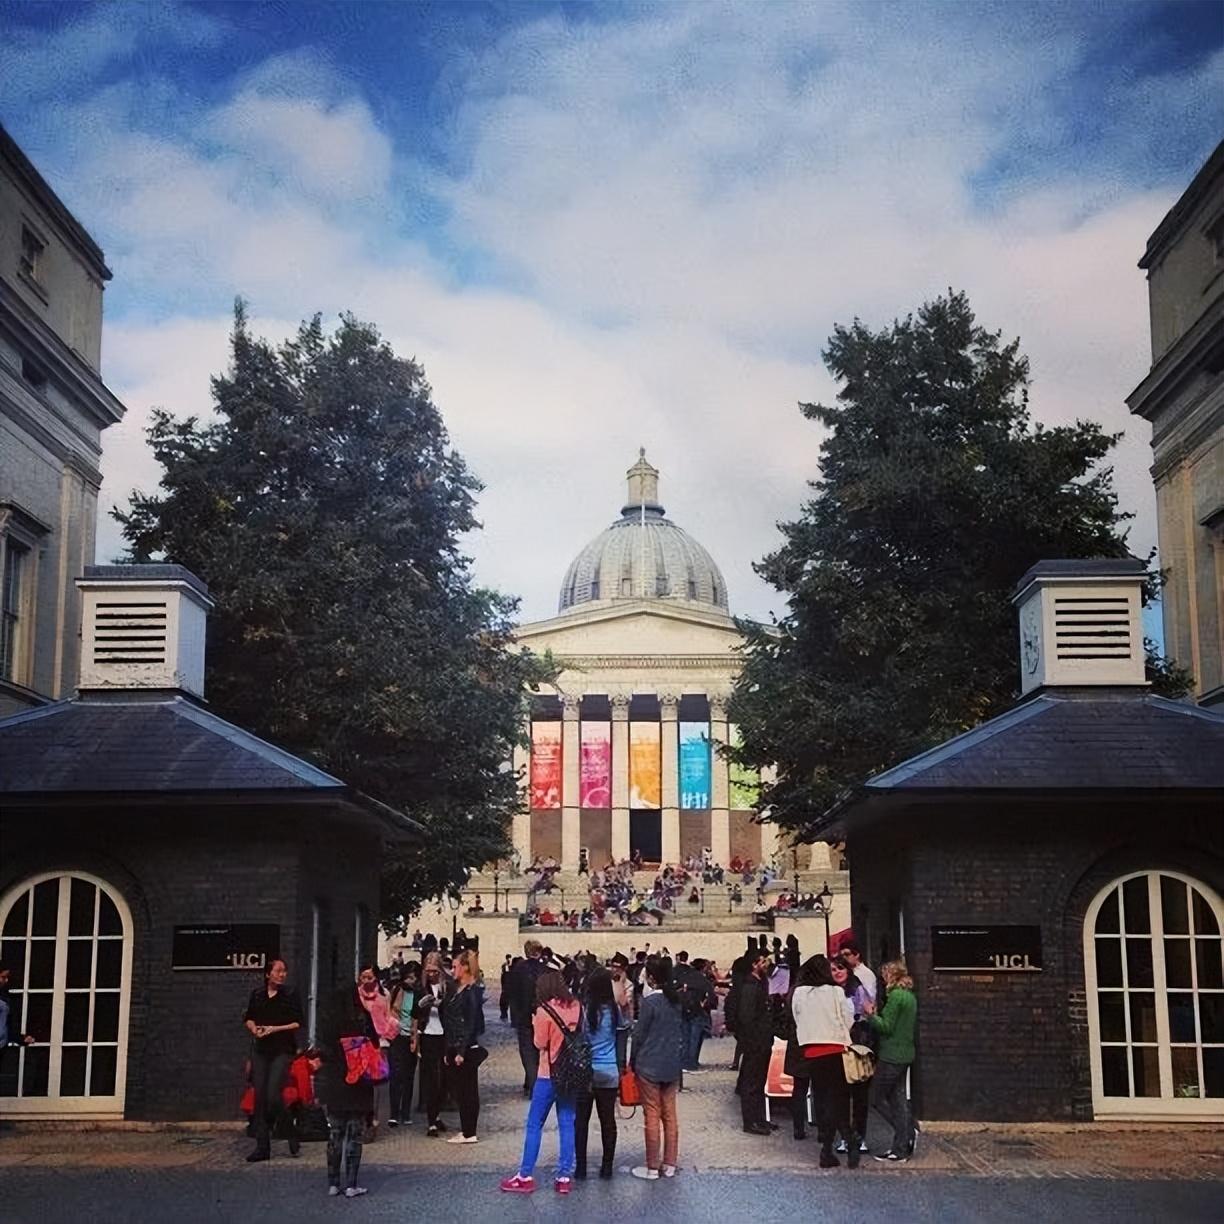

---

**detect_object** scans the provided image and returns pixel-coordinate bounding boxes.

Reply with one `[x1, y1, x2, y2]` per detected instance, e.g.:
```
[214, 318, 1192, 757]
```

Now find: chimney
[75, 564, 213, 699]
[1010, 558, 1149, 696]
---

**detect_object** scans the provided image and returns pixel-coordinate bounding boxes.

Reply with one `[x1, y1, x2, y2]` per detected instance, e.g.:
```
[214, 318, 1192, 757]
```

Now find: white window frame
[308, 902, 321, 1044]
[1084, 870, 1224, 1121]
[0, 872, 134, 1118]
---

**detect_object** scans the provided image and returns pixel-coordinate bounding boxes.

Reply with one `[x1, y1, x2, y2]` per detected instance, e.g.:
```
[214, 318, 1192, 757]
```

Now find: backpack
[539, 1000, 593, 1098]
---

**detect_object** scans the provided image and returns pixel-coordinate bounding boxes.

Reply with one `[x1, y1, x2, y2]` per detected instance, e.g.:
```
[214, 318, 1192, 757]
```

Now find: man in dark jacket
[507, 939, 545, 1096]
[737, 950, 775, 1135]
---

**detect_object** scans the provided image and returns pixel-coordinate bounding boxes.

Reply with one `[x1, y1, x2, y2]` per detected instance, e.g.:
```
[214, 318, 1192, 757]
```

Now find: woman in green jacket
[863, 959, 917, 1163]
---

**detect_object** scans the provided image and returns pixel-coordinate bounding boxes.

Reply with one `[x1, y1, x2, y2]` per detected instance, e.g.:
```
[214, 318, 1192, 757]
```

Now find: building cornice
[1138, 138, 1224, 272]
[1127, 292, 1224, 424]
[516, 597, 742, 639]
[552, 653, 742, 671]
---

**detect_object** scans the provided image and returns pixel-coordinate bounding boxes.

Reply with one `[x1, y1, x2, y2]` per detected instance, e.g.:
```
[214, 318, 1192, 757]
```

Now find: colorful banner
[530, 721, 562, 810]
[580, 721, 611, 808]
[679, 721, 711, 809]
[629, 721, 661, 809]
[729, 724, 760, 810]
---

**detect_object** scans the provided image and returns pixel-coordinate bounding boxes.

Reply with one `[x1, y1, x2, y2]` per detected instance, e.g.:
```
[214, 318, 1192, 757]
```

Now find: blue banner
[679, 721, 711, 809]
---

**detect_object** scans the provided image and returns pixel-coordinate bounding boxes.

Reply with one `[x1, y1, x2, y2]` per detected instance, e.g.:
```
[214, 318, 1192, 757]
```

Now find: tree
[728, 291, 1191, 835]
[116, 304, 550, 923]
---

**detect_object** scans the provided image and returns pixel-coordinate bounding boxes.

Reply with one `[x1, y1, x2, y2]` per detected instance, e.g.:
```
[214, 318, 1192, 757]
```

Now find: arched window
[0, 873, 133, 1116]
[1084, 871, 1224, 1119]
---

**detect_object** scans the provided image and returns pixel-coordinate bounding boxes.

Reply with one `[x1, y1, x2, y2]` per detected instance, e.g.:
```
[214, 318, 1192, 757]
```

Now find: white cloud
[64, 5, 1219, 625]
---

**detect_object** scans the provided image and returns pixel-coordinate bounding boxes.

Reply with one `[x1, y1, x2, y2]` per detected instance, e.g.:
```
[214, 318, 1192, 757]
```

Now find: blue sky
[1, 1, 1221, 629]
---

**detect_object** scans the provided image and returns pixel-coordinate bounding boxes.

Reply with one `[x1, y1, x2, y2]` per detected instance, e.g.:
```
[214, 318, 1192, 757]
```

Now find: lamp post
[792, 847, 800, 902]
[447, 891, 461, 946]
[700, 887, 705, 915]
[812, 881, 834, 954]
[493, 860, 502, 914]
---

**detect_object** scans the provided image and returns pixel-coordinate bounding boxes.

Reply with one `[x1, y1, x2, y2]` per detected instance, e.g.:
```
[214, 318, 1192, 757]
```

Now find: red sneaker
[500, 1175, 535, 1194]
[555, 1177, 572, 1195]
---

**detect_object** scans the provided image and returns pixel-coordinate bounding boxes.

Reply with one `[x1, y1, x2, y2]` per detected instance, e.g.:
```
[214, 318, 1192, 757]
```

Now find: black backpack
[539, 1000, 593, 1098]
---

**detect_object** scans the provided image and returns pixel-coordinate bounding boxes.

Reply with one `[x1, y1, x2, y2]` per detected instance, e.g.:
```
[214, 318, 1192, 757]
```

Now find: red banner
[580, 722, 611, 808]
[530, 722, 562, 810]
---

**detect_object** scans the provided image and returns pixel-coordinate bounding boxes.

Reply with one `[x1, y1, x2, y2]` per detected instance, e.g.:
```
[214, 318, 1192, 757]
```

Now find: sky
[1, 0, 1221, 628]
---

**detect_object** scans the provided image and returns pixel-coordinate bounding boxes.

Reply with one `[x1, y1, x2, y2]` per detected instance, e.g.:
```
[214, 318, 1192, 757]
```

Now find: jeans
[739, 1044, 770, 1127]
[418, 1033, 446, 1125]
[250, 1048, 290, 1152]
[326, 1110, 364, 1190]
[682, 1014, 708, 1069]
[638, 1075, 679, 1171]
[574, 1085, 617, 1175]
[848, 1077, 870, 1140]
[388, 1035, 417, 1122]
[807, 1052, 851, 1147]
[790, 1071, 811, 1136]
[448, 1054, 481, 1138]
[518, 1076, 576, 1180]
[516, 1025, 538, 1092]
[873, 1059, 914, 1154]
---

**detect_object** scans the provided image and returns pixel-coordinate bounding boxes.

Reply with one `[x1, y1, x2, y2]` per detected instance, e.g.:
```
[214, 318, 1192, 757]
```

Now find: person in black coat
[507, 940, 546, 1096]
[317, 974, 379, 1198]
[441, 948, 484, 1142]
[737, 949, 775, 1135]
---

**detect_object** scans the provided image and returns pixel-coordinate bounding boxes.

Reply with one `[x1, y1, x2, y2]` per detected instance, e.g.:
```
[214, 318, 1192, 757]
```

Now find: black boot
[819, 1142, 839, 1169]
[846, 1134, 861, 1169]
[599, 1156, 614, 1179]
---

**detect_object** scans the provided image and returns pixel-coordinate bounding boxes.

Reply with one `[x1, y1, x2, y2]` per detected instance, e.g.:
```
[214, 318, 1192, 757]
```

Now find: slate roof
[0, 694, 419, 839]
[815, 689, 1224, 836]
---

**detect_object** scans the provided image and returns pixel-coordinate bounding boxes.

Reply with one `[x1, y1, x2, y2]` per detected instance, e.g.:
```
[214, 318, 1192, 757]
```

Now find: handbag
[618, 1065, 641, 1107]
[842, 1043, 877, 1084]
[467, 1044, 489, 1069]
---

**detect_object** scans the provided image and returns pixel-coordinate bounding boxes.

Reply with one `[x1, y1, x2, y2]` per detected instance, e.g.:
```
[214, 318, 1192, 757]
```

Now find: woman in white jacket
[789, 956, 859, 1169]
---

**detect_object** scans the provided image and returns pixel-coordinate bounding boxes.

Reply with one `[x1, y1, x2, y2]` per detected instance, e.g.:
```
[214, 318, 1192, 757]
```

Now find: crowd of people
[236, 929, 917, 1198]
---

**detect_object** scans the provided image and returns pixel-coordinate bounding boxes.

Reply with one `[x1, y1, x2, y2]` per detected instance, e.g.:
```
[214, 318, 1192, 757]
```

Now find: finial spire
[625, 449, 660, 513]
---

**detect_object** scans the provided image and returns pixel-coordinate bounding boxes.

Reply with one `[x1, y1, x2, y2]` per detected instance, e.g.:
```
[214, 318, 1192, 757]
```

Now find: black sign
[172, 924, 280, 971]
[931, 925, 1042, 972]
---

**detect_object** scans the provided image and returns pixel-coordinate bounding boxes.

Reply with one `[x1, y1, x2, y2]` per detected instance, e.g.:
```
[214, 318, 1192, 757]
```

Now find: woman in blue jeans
[500, 970, 581, 1195]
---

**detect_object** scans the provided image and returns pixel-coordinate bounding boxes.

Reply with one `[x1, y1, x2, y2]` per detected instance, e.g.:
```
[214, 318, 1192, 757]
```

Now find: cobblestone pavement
[2, 1016, 1221, 1186]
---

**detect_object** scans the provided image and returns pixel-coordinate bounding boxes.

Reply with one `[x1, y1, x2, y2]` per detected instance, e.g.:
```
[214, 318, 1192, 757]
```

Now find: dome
[558, 450, 729, 615]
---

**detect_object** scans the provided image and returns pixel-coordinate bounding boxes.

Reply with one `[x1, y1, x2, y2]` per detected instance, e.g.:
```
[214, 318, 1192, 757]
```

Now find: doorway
[630, 811, 662, 865]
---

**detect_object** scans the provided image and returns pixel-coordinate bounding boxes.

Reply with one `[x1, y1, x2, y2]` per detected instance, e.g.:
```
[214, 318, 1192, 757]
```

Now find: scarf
[358, 985, 400, 1041]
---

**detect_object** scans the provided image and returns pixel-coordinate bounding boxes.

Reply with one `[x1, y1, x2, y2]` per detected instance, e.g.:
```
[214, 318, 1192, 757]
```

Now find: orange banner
[629, 721, 661, 809]
[530, 722, 562, 810]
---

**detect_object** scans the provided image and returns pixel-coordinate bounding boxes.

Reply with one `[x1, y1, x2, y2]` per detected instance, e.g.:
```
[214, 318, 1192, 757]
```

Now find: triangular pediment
[515, 599, 744, 658]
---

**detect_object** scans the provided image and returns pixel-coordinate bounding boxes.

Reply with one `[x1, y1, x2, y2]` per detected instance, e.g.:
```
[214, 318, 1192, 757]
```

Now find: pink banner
[530, 722, 562, 810]
[580, 722, 611, 808]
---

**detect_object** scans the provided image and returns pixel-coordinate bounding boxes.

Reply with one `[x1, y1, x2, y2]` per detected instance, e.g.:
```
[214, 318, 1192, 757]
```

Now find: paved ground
[2, 1015, 1222, 1222]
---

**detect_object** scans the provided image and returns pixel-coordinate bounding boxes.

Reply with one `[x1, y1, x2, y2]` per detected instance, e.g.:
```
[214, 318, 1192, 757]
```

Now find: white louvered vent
[1053, 596, 1132, 661]
[1012, 561, 1147, 695]
[76, 566, 213, 698]
[92, 601, 168, 665]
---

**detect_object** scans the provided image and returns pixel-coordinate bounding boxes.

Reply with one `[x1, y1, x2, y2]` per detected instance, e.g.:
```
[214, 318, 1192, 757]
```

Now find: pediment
[515, 601, 744, 658]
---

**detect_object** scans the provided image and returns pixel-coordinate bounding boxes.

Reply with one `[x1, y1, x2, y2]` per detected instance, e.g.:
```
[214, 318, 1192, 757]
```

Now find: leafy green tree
[116, 304, 549, 923]
[729, 291, 1191, 835]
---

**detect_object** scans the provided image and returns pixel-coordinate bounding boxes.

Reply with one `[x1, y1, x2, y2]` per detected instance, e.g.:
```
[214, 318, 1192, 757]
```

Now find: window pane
[1165, 939, 1193, 989]
[28, 940, 55, 989]
[1192, 891, 1220, 937]
[1200, 994, 1224, 1044]
[1098, 992, 1126, 1043]
[1122, 876, 1150, 934]
[95, 940, 122, 989]
[20, 1045, 49, 1096]
[1196, 940, 1223, 990]
[68, 879, 96, 937]
[1168, 992, 1197, 1043]
[1101, 1046, 1129, 1097]
[1132, 1046, 1160, 1097]
[23, 992, 52, 1042]
[31, 880, 58, 937]
[1161, 876, 1189, 935]
[0, 939, 26, 984]
[1205, 1048, 1224, 1099]
[1129, 992, 1158, 1043]
[60, 1046, 87, 1097]
[97, 893, 122, 937]
[1095, 889, 1120, 934]
[1125, 938, 1154, 988]
[1096, 938, 1122, 987]
[63, 992, 90, 1043]
[2, 891, 29, 938]
[90, 1046, 116, 1097]
[1171, 1047, 1200, 1099]
[93, 992, 120, 1043]
[66, 941, 93, 989]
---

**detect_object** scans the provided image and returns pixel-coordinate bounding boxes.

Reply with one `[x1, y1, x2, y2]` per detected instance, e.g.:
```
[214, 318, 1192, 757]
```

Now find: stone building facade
[0, 123, 126, 716]
[1128, 138, 1224, 708]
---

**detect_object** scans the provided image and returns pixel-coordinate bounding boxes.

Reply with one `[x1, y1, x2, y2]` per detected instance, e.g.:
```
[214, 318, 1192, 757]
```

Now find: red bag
[619, 1067, 641, 1107]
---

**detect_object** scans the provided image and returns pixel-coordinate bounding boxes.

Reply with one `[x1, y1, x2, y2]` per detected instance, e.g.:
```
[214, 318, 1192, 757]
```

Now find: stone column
[758, 763, 780, 867]
[561, 695, 581, 870]
[511, 736, 531, 866]
[660, 693, 680, 865]
[611, 694, 631, 862]
[709, 693, 731, 867]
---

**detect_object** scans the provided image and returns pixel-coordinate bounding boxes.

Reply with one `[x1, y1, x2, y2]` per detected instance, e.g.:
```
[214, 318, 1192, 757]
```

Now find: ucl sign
[172, 924, 281, 971]
[930, 925, 1043, 972]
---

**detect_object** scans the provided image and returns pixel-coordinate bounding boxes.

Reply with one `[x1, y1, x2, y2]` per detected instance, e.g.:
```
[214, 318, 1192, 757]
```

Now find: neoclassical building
[511, 451, 781, 872]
